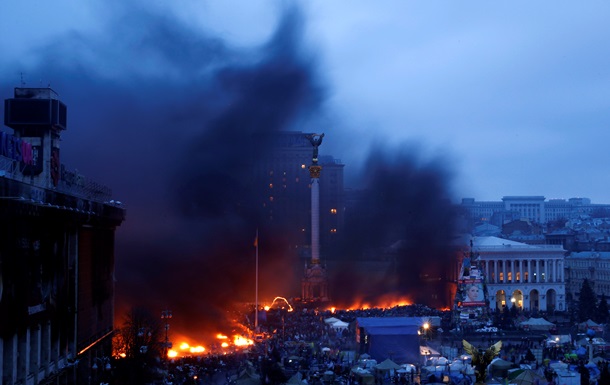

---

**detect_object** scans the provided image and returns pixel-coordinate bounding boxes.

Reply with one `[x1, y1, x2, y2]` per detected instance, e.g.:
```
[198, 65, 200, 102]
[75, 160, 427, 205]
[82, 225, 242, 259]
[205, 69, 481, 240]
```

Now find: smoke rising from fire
[0, 2, 458, 337]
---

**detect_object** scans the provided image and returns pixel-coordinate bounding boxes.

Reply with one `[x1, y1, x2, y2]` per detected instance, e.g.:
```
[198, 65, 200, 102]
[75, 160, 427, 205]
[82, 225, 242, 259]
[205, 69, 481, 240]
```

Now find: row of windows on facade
[487, 271, 559, 283]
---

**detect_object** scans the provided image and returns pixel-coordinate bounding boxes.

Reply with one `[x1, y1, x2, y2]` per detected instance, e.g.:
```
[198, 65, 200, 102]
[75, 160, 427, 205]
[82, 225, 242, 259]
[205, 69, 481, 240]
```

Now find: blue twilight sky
[1, 1, 610, 204]
[3, 0, 610, 329]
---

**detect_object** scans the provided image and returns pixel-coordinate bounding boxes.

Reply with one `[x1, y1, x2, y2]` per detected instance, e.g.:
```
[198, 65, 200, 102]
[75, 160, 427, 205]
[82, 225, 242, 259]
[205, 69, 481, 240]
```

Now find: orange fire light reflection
[337, 294, 414, 311]
[167, 332, 256, 358]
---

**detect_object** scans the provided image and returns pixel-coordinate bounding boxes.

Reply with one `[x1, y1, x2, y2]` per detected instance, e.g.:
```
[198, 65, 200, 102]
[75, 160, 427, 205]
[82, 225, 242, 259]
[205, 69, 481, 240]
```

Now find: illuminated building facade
[472, 236, 566, 312]
[0, 88, 125, 385]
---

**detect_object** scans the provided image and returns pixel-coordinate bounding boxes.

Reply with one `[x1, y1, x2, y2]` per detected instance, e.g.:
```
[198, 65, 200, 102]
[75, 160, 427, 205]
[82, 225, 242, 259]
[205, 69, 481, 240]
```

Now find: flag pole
[255, 229, 259, 332]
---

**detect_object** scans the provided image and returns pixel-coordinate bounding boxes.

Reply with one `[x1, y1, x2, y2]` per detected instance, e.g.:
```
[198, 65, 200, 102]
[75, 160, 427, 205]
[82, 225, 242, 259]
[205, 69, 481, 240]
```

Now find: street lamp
[422, 322, 430, 340]
[161, 309, 173, 355]
[586, 328, 596, 363]
[92, 357, 111, 385]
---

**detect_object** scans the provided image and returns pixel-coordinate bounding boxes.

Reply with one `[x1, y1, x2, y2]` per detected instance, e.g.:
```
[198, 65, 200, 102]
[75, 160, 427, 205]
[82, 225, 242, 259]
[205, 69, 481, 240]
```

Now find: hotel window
[330, 208, 337, 214]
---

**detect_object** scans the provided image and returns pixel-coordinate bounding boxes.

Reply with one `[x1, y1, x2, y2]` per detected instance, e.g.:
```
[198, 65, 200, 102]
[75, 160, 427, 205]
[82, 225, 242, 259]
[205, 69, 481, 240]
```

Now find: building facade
[564, 251, 610, 304]
[472, 236, 567, 312]
[253, 131, 344, 256]
[461, 196, 610, 225]
[0, 88, 125, 385]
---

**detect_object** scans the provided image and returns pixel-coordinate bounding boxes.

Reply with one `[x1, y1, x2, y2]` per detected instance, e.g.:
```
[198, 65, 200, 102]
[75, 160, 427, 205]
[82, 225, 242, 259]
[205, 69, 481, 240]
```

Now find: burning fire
[166, 333, 254, 358]
[233, 335, 254, 346]
[168, 341, 207, 358]
[337, 294, 413, 311]
[262, 296, 294, 312]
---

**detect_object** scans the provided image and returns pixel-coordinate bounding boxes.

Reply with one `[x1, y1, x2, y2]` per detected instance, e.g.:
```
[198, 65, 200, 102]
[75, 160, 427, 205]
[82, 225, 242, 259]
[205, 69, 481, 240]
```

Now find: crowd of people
[160, 304, 610, 385]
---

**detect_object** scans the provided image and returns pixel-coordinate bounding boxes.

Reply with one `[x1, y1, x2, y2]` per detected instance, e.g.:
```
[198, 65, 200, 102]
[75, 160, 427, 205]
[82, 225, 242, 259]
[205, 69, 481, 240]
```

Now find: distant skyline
[1, 1, 610, 204]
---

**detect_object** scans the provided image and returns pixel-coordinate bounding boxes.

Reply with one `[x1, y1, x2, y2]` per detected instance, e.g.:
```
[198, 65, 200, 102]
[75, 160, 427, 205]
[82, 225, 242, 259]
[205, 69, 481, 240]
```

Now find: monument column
[301, 133, 329, 302]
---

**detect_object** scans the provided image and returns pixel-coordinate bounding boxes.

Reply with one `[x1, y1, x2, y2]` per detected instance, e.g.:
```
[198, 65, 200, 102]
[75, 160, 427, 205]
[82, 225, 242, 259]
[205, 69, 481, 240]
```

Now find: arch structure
[474, 236, 566, 312]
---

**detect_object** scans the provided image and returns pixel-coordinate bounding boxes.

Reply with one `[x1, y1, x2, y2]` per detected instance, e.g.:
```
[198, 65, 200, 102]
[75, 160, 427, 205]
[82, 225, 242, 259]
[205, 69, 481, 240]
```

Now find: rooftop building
[0, 87, 125, 385]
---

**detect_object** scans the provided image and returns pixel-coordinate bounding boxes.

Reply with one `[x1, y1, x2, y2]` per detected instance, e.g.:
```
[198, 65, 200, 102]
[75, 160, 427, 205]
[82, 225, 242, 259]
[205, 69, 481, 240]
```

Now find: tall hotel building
[0, 88, 125, 385]
[253, 131, 344, 256]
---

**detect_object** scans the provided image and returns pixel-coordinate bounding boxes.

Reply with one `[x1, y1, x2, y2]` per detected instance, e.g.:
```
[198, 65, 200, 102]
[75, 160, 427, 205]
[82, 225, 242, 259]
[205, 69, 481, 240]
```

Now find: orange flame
[337, 294, 414, 311]
[234, 335, 254, 346]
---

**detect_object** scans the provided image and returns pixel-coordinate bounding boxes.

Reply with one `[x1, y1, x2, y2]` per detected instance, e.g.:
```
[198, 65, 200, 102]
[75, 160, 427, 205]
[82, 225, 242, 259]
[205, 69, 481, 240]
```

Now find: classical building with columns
[472, 236, 567, 312]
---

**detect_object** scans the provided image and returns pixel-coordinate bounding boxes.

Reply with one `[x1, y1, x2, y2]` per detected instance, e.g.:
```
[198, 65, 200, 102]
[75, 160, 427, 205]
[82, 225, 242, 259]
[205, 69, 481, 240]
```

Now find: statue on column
[305, 133, 324, 163]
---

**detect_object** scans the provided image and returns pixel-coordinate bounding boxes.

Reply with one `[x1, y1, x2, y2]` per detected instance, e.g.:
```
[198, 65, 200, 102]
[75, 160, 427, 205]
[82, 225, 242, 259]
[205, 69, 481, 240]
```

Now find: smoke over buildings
[0, 3, 458, 336]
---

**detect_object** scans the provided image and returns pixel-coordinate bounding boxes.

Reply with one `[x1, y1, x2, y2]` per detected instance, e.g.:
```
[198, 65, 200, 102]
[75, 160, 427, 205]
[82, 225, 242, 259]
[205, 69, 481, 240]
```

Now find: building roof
[566, 251, 610, 259]
[472, 236, 565, 252]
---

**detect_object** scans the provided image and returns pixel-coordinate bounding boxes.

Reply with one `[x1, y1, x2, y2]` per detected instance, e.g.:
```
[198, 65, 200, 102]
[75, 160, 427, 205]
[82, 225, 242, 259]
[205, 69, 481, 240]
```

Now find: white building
[565, 251, 610, 302]
[472, 236, 567, 312]
[461, 196, 610, 225]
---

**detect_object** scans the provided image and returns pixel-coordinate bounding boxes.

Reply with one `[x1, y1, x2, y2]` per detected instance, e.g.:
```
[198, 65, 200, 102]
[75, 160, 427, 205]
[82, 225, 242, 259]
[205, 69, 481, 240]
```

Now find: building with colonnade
[472, 236, 567, 312]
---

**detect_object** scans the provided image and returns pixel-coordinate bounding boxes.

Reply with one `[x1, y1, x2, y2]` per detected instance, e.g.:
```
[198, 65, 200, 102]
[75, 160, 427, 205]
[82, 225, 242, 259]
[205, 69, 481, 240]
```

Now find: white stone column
[10, 333, 18, 385]
[0, 336, 3, 384]
[545, 259, 549, 283]
[536, 260, 540, 283]
[520, 260, 524, 283]
[485, 260, 490, 281]
[503, 260, 507, 283]
[311, 177, 320, 264]
[494, 260, 498, 283]
[528, 259, 531, 283]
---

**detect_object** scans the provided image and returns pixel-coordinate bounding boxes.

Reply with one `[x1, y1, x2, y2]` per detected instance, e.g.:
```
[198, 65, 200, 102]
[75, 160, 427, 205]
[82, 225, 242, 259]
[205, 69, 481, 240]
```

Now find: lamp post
[92, 357, 111, 385]
[161, 309, 173, 357]
[586, 328, 596, 363]
[422, 322, 430, 341]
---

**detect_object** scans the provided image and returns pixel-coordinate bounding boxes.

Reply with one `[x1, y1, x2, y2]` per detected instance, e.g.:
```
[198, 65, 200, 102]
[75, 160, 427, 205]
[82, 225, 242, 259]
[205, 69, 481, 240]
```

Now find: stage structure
[301, 133, 330, 302]
[454, 240, 491, 328]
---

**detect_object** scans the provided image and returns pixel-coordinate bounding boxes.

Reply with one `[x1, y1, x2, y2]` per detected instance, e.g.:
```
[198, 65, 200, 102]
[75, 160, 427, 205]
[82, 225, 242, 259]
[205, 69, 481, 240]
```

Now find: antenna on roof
[20, 72, 25, 87]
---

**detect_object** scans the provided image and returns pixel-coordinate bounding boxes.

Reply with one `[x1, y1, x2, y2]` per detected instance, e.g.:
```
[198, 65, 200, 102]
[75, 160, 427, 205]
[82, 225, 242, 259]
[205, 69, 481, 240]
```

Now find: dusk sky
[2, 1, 610, 203]
[1, 1, 610, 334]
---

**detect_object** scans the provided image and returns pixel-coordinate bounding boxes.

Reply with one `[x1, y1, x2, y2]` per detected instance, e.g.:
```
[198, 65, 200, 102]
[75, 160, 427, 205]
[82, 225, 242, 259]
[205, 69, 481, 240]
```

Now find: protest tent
[331, 320, 349, 330]
[519, 317, 555, 331]
[375, 358, 401, 372]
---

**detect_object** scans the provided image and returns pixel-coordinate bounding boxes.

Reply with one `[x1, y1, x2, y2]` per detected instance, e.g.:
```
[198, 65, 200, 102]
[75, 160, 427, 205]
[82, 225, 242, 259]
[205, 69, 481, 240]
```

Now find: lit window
[330, 229, 337, 233]
[301, 164, 306, 169]
[330, 208, 337, 214]
[269, 196, 274, 202]
[269, 184, 273, 189]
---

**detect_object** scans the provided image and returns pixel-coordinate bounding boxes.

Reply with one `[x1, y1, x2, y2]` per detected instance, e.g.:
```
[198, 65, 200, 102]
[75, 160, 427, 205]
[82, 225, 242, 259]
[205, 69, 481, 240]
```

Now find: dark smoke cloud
[329, 143, 458, 307]
[0, 2, 458, 338]
[1, 3, 328, 337]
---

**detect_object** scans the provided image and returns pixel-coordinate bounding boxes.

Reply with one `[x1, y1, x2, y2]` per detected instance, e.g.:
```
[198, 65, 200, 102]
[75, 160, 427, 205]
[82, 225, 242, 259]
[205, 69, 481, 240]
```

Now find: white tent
[519, 317, 555, 331]
[324, 317, 341, 324]
[331, 320, 349, 330]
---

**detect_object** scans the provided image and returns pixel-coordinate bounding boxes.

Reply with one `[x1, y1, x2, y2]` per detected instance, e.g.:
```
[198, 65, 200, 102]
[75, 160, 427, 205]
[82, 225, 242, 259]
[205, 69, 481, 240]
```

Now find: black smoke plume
[0, 2, 459, 340]
[328, 143, 458, 308]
